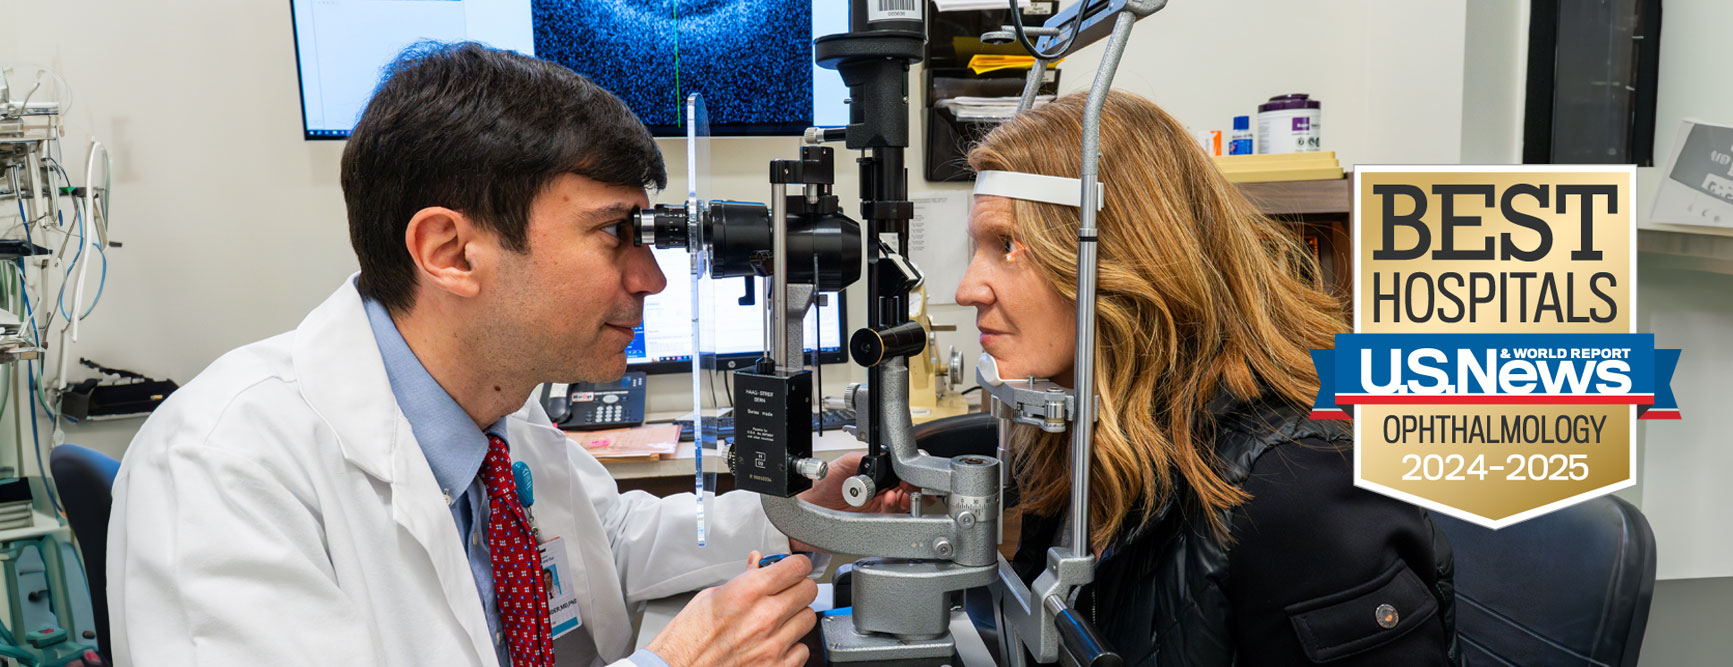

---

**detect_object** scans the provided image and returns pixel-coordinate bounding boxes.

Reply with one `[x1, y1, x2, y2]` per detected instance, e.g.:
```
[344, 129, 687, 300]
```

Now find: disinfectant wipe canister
[1257, 94, 1321, 154]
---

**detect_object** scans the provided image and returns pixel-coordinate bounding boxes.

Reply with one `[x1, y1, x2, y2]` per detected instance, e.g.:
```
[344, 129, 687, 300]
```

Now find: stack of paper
[0, 479, 31, 532]
[934, 95, 1053, 122]
[0, 499, 30, 532]
[1211, 152, 1344, 183]
[570, 423, 681, 461]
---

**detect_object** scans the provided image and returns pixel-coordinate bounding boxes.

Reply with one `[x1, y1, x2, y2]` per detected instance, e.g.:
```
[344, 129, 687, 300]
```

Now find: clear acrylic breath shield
[683, 93, 725, 546]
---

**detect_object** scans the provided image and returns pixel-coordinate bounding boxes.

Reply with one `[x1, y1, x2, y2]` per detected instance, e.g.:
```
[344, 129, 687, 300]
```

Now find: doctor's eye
[600, 219, 626, 240]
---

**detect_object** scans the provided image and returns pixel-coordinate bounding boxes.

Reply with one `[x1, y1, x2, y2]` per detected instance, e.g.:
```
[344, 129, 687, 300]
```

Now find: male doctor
[107, 43, 903, 666]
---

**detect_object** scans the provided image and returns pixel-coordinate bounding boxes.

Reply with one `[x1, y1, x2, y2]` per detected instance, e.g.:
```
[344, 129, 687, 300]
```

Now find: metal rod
[1068, 10, 1138, 561]
[20, 149, 40, 230]
[1017, 57, 1048, 114]
[770, 181, 788, 369]
[997, 402, 1010, 539]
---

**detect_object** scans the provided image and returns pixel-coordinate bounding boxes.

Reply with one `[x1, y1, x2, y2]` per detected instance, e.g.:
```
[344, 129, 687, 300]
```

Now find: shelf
[1637, 224, 1733, 276]
[1236, 176, 1352, 217]
[1230, 177, 1354, 300]
[0, 510, 67, 543]
[922, 0, 1063, 182]
[0, 240, 50, 261]
[1228, 178, 1733, 289]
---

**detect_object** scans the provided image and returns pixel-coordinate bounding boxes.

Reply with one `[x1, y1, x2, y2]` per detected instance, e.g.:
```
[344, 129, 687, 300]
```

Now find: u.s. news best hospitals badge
[1312, 166, 1682, 528]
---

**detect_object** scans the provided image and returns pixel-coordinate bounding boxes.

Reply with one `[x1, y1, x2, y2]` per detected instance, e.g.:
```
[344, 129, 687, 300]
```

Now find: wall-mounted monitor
[289, 0, 849, 139]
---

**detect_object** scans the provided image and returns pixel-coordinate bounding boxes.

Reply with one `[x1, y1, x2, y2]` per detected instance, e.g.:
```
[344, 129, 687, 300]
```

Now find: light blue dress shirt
[363, 297, 669, 667]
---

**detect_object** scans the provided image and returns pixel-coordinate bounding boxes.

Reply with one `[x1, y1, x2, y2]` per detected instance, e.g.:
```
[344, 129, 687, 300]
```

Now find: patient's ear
[404, 206, 494, 300]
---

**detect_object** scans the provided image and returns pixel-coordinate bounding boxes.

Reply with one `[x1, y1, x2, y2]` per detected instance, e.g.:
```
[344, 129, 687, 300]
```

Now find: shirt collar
[362, 295, 505, 504]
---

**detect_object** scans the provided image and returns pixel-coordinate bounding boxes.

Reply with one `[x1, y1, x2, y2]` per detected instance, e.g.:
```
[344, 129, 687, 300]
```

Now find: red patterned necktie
[483, 433, 556, 666]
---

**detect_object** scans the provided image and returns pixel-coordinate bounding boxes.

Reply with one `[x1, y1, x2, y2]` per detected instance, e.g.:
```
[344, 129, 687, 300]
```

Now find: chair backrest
[1431, 495, 1657, 667]
[911, 412, 999, 458]
[49, 444, 120, 663]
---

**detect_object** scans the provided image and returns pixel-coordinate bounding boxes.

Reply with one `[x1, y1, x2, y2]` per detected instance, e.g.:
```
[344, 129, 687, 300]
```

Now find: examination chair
[48, 445, 120, 664]
[1431, 495, 1656, 667]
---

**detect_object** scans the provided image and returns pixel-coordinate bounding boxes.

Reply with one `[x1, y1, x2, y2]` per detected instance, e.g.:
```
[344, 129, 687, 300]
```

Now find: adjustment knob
[794, 457, 829, 481]
[841, 474, 876, 508]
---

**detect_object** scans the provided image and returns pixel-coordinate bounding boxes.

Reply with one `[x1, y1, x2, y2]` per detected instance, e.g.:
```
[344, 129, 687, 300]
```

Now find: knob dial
[841, 475, 876, 508]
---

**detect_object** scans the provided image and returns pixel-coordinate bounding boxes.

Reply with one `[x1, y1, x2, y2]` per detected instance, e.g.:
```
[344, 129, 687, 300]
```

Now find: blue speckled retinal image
[532, 0, 813, 132]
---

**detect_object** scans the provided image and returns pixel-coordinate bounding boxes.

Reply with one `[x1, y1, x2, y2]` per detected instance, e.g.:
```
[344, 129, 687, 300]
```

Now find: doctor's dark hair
[342, 41, 667, 315]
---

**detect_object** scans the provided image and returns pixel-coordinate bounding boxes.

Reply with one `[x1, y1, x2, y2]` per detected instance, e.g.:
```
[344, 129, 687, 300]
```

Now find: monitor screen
[629, 247, 847, 374]
[289, 0, 849, 138]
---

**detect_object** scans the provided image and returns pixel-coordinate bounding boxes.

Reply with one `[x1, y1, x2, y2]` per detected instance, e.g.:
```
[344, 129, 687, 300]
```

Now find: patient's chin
[993, 359, 1038, 381]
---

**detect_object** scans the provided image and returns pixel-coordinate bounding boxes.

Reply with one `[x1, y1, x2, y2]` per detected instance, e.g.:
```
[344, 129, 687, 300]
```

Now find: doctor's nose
[625, 245, 667, 297]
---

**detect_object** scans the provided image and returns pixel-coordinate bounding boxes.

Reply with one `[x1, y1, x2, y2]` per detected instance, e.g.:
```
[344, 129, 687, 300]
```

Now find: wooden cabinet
[1236, 177, 1355, 303]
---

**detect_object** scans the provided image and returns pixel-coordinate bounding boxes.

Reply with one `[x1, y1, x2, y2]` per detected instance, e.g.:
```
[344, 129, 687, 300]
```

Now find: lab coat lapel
[387, 420, 498, 664]
[509, 412, 635, 661]
[292, 278, 498, 665]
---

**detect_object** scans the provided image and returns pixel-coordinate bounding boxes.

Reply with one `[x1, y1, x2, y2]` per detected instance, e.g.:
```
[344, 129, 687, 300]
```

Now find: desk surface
[600, 419, 867, 481]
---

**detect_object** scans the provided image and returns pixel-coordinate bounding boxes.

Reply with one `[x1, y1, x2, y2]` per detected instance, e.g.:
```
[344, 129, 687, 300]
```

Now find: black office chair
[912, 411, 999, 457]
[48, 445, 121, 664]
[1431, 495, 1656, 667]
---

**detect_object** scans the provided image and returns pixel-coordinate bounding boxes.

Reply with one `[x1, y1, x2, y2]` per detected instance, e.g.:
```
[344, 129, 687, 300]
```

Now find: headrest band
[973, 170, 1104, 210]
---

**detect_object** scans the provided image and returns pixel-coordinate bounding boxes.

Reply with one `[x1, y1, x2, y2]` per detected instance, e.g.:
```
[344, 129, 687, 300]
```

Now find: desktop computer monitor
[289, 0, 849, 138]
[628, 247, 847, 374]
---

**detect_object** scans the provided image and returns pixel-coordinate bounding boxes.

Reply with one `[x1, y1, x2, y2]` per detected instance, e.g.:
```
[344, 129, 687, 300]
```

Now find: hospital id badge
[538, 537, 582, 639]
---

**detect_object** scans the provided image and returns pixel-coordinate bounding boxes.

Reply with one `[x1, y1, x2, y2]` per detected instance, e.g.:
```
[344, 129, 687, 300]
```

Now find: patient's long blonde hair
[968, 91, 1346, 551]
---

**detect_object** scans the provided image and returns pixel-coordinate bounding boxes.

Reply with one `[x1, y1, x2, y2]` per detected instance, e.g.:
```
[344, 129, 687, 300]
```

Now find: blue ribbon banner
[1310, 333, 1680, 420]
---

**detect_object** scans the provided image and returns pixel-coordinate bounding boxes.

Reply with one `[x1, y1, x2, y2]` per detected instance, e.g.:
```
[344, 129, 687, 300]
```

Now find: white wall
[1626, 0, 1733, 570]
[1451, 0, 1733, 660]
[10, 1, 360, 458]
[1460, 0, 1527, 164]
[18, 0, 1733, 660]
[1634, 0, 1733, 572]
[1055, 0, 1467, 168]
[1, 9, 13, 63]
[43, 0, 1733, 659]
[1630, 0, 1733, 660]
[7, 0, 1474, 458]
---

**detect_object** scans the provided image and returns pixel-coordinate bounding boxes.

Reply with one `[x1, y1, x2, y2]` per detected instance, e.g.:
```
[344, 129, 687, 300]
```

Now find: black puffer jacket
[1011, 395, 1459, 666]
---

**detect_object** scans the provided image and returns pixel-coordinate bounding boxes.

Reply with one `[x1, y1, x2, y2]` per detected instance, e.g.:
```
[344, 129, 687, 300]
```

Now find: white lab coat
[108, 279, 792, 666]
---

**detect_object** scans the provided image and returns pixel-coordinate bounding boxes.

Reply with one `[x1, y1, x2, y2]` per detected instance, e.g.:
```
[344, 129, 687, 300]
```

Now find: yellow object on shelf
[1211, 152, 1344, 183]
[965, 54, 1064, 75]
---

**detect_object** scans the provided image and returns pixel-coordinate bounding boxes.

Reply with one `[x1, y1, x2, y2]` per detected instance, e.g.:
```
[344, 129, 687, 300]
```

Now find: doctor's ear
[404, 206, 493, 300]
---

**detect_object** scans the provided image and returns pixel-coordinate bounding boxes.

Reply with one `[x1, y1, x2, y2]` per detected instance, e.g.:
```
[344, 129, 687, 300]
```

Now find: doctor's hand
[645, 553, 818, 667]
[788, 452, 917, 553]
[795, 452, 916, 514]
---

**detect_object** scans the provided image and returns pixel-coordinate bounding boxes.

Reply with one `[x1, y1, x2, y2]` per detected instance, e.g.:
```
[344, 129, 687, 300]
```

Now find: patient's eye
[967, 229, 1021, 262]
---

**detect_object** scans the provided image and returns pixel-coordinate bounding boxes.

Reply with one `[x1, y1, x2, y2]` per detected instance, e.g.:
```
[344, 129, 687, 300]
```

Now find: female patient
[958, 91, 1457, 666]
